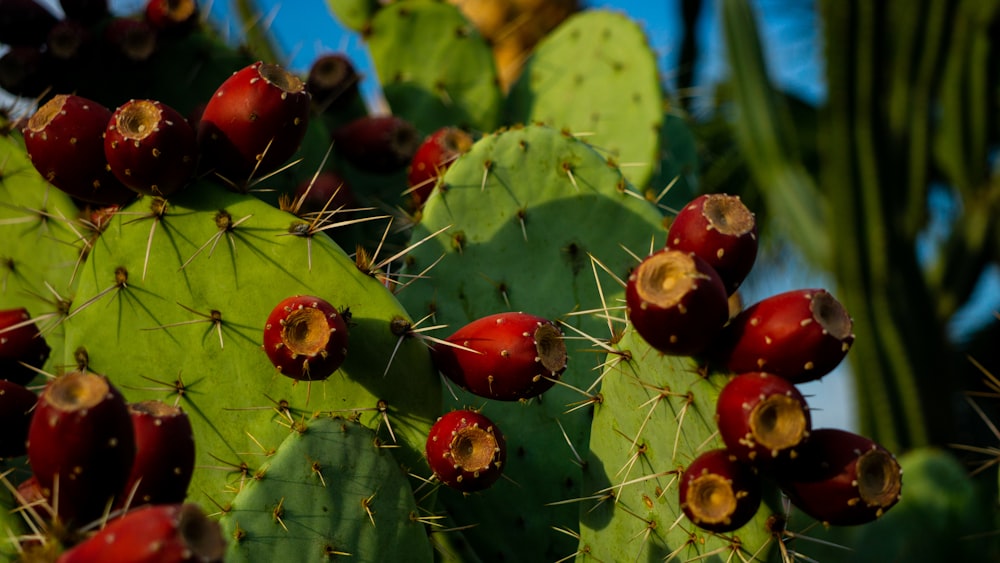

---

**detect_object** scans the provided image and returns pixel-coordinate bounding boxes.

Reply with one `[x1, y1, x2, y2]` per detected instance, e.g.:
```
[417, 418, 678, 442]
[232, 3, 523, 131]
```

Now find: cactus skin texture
[220, 416, 432, 563]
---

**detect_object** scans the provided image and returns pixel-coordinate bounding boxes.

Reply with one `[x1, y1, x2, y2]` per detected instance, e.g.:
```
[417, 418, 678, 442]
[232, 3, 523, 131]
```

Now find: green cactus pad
[647, 111, 700, 213]
[327, 0, 382, 33]
[397, 124, 666, 561]
[578, 326, 779, 562]
[60, 182, 441, 514]
[365, 1, 502, 136]
[505, 10, 663, 191]
[220, 416, 432, 562]
[0, 134, 90, 378]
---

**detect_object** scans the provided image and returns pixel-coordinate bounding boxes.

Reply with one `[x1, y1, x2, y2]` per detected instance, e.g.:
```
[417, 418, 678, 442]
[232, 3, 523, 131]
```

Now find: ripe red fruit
[198, 61, 311, 186]
[432, 312, 567, 401]
[425, 409, 507, 493]
[27, 371, 136, 526]
[715, 372, 811, 465]
[121, 400, 195, 508]
[625, 248, 730, 356]
[0, 307, 51, 385]
[23, 94, 136, 206]
[331, 115, 420, 174]
[0, 380, 37, 458]
[105, 99, 198, 197]
[103, 17, 158, 62]
[56, 503, 226, 563]
[679, 448, 762, 533]
[406, 126, 474, 207]
[667, 193, 758, 295]
[710, 288, 854, 383]
[145, 0, 199, 34]
[775, 428, 902, 526]
[262, 295, 349, 381]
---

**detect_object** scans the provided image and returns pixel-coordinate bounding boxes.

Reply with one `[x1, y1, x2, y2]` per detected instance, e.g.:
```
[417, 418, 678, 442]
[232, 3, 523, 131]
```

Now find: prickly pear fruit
[715, 371, 811, 465]
[432, 312, 567, 401]
[425, 409, 506, 492]
[679, 448, 762, 533]
[104, 99, 198, 197]
[122, 400, 195, 508]
[625, 248, 729, 356]
[103, 17, 158, 62]
[197, 61, 311, 186]
[0, 307, 51, 385]
[145, 0, 199, 33]
[775, 428, 902, 526]
[711, 288, 855, 383]
[262, 295, 349, 381]
[56, 502, 226, 563]
[306, 53, 361, 113]
[406, 126, 474, 207]
[667, 193, 758, 295]
[23, 94, 136, 206]
[331, 115, 420, 173]
[26, 371, 135, 526]
[0, 380, 36, 458]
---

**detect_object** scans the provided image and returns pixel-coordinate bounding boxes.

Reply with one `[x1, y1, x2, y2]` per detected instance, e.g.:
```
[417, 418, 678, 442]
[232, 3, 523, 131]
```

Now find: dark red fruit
[625, 248, 730, 356]
[59, 0, 109, 25]
[711, 288, 854, 383]
[0, 307, 51, 385]
[432, 312, 567, 401]
[715, 371, 811, 465]
[198, 61, 311, 186]
[331, 115, 420, 174]
[121, 400, 195, 508]
[0, 46, 49, 98]
[262, 295, 349, 381]
[290, 170, 356, 215]
[103, 17, 158, 62]
[56, 503, 226, 563]
[0, 0, 58, 47]
[104, 99, 198, 197]
[667, 193, 757, 295]
[47, 19, 93, 62]
[407, 126, 474, 207]
[425, 409, 506, 493]
[775, 428, 902, 526]
[23, 94, 136, 206]
[0, 380, 37, 458]
[306, 53, 360, 113]
[27, 371, 135, 526]
[679, 448, 762, 533]
[145, 0, 199, 34]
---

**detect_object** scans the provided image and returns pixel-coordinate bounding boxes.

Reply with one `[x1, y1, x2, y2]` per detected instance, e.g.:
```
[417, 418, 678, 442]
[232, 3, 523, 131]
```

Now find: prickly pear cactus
[220, 416, 432, 563]
[398, 124, 667, 560]
[59, 181, 442, 514]
[506, 10, 663, 189]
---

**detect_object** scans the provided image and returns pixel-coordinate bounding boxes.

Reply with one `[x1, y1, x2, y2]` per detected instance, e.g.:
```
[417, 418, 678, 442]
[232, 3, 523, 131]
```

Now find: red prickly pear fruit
[56, 502, 227, 563]
[103, 17, 158, 62]
[667, 193, 758, 295]
[711, 288, 855, 383]
[104, 99, 198, 197]
[679, 448, 762, 533]
[0, 46, 50, 98]
[59, 0, 109, 25]
[306, 53, 361, 113]
[197, 61, 311, 186]
[407, 126, 474, 208]
[145, 0, 199, 34]
[715, 371, 811, 465]
[774, 428, 902, 526]
[23, 94, 136, 206]
[625, 248, 730, 356]
[331, 115, 421, 174]
[47, 19, 93, 62]
[16, 474, 45, 508]
[0, 307, 51, 385]
[425, 409, 507, 493]
[289, 170, 356, 215]
[0, 380, 37, 458]
[0, 0, 58, 47]
[121, 400, 195, 508]
[432, 312, 568, 401]
[262, 295, 349, 381]
[27, 371, 136, 526]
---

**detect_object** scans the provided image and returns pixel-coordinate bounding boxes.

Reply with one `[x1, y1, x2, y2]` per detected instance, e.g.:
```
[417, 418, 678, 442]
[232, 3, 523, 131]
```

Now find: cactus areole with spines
[263, 295, 349, 381]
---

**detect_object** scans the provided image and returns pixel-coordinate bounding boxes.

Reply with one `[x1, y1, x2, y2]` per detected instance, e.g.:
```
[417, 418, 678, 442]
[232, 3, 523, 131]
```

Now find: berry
[105, 99, 198, 197]
[775, 428, 902, 526]
[103, 17, 158, 62]
[711, 288, 854, 383]
[145, 0, 199, 34]
[306, 53, 361, 113]
[667, 193, 758, 295]
[0, 380, 37, 458]
[715, 371, 811, 465]
[331, 115, 420, 173]
[425, 409, 506, 492]
[121, 400, 195, 508]
[432, 312, 567, 401]
[679, 448, 762, 533]
[0, 307, 51, 385]
[625, 248, 729, 356]
[262, 295, 349, 381]
[406, 126, 474, 207]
